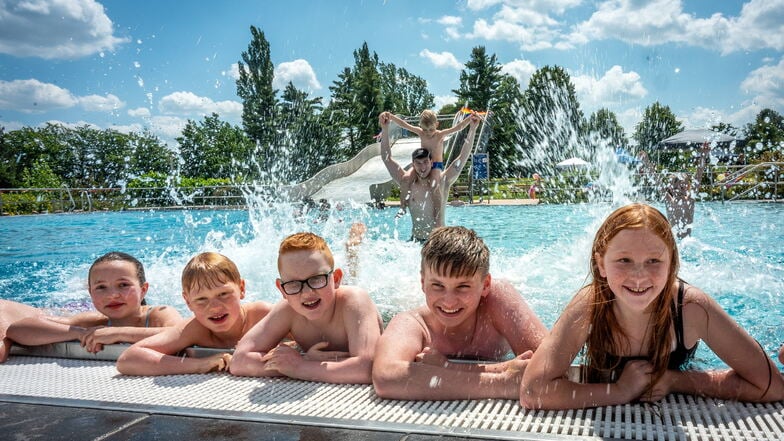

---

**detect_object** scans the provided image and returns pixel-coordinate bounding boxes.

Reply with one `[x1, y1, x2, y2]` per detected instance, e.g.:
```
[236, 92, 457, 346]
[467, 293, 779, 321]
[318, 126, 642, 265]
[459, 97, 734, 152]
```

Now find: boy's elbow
[371, 362, 406, 399]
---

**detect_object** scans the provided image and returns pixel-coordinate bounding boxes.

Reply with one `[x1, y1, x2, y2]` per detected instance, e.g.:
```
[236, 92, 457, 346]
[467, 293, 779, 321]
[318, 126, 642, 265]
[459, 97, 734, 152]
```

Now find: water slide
[283, 112, 487, 204]
[283, 124, 413, 204]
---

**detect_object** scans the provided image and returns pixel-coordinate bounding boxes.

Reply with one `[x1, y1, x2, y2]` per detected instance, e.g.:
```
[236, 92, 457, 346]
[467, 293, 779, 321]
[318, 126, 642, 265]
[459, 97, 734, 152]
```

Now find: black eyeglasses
[279, 271, 333, 295]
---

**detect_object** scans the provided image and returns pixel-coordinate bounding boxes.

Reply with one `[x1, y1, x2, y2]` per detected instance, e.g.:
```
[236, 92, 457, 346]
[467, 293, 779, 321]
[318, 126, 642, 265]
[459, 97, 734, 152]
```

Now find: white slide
[309, 137, 422, 203]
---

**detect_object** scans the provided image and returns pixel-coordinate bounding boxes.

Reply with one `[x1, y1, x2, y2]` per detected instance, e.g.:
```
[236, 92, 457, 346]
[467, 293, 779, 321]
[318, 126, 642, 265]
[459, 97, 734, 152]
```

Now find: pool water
[1, 201, 782, 369]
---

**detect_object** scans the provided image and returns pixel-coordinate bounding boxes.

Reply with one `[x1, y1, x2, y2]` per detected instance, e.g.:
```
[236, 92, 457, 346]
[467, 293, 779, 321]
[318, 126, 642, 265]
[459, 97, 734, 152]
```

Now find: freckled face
[89, 260, 148, 320]
[183, 280, 245, 332]
[277, 250, 340, 322]
[596, 228, 671, 314]
[421, 266, 490, 328]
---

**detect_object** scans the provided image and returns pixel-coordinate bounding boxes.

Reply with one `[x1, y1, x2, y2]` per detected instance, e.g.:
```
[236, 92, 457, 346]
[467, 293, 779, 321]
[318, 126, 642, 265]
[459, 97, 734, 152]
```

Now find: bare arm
[229, 301, 294, 377]
[443, 115, 480, 186]
[6, 312, 105, 345]
[79, 306, 184, 352]
[373, 311, 523, 400]
[116, 320, 231, 376]
[378, 112, 405, 184]
[266, 287, 381, 384]
[386, 112, 422, 135]
[437, 112, 473, 137]
[520, 289, 651, 409]
[648, 288, 784, 402]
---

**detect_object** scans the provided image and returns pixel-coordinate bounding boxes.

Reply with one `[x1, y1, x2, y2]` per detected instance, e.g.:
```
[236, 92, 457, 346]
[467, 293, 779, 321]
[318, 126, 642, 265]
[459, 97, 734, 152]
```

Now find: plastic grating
[1, 356, 783, 441]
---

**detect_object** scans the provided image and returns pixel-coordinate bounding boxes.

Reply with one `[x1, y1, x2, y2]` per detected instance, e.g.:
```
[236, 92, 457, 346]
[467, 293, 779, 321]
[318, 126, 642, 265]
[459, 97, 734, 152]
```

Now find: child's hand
[378, 111, 390, 126]
[303, 341, 350, 361]
[415, 346, 449, 367]
[641, 369, 674, 403]
[200, 353, 232, 374]
[617, 359, 653, 401]
[79, 326, 111, 353]
[261, 343, 303, 376]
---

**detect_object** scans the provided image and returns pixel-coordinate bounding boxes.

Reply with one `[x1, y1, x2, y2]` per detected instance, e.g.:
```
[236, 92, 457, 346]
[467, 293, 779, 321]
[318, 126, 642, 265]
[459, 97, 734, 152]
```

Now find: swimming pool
[1, 201, 782, 369]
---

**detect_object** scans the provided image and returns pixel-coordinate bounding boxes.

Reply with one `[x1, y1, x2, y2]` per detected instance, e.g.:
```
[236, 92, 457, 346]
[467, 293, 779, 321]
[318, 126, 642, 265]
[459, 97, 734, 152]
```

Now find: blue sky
[1, 0, 782, 147]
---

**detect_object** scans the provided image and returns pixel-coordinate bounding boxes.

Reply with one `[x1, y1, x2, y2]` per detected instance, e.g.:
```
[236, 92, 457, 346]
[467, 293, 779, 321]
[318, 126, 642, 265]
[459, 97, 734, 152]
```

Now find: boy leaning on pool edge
[372, 226, 548, 400]
[230, 232, 382, 384]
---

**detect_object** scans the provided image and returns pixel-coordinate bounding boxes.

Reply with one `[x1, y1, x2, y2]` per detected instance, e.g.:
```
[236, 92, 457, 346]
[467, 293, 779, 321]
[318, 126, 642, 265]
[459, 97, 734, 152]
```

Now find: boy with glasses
[231, 232, 382, 384]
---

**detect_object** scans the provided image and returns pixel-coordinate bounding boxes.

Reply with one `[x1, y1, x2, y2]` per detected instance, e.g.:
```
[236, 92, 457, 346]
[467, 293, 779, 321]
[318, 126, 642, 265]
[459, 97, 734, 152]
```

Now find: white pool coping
[2, 347, 783, 440]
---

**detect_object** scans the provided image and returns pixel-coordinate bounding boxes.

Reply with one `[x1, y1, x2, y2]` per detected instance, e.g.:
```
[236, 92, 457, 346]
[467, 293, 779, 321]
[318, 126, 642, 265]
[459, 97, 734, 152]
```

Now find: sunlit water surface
[1, 201, 782, 370]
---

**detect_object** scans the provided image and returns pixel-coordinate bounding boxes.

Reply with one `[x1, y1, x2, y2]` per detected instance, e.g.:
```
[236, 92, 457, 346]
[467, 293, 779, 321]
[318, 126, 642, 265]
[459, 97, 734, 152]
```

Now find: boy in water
[231, 232, 382, 384]
[383, 110, 475, 218]
[116, 252, 272, 375]
[372, 226, 547, 400]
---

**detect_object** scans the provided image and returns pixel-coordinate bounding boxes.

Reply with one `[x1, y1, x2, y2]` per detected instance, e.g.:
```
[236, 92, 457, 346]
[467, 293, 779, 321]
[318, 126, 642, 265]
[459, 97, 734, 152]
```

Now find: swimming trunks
[107, 306, 152, 328]
[432, 162, 444, 170]
[585, 280, 697, 383]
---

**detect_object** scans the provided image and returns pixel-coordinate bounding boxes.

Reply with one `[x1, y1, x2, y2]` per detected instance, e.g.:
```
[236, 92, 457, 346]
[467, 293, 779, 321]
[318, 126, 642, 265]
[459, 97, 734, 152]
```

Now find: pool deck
[2, 349, 783, 441]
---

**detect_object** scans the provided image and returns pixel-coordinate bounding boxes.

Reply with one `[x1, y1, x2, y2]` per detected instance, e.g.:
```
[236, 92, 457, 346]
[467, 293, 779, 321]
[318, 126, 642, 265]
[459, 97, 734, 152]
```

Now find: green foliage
[379, 63, 435, 116]
[743, 108, 784, 160]
[586, 108, 628, 149]
[177, 113, 255, 181]
[21, 158, 61, 188]
[236, 26, 278, 175]
[488, 75, 524, 177]
[518, 65, 586, 173]
[633, 101, 682, 151]
[452, 46, 502, 111]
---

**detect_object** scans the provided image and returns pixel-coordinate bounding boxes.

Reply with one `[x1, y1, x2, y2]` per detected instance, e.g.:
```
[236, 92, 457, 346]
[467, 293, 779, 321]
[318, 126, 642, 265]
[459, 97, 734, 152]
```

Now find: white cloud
[501, 59, 537, 88]
[438, 16, 462, 26]
[158, 91, 242, 119]
[434, 95, 458, 110]
[222, 63, 241, 81]
[78, 94, 124, 112]
[571, 0, 784, 54]
[572, 65, 647, 110]
[0, 79, 77, 113]
[730, 57, 784, 127]
[419, 49, 463, 69]
[149, 115, 188, 139]
[128, 107, 151, 118]
[273, 59, 322, 91]
[0, 0, 129, 59]
[679, 107, 726, 130]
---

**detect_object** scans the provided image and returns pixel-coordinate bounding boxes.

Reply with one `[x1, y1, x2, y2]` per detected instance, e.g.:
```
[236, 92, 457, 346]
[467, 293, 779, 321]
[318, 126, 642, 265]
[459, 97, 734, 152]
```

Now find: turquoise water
[1, 201, 782, 369]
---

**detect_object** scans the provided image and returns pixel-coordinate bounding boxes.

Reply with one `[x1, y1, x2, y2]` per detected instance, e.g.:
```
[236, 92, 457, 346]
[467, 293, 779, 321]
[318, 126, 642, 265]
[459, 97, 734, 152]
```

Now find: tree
[177, 113, 255, 181]
[744, 108, 784, 160]
[586, 108, 628, 149]
[379, 63, 434, 116]
[518, 65, 586, 172]
[487, 75, 524, 177]
[276, 82, 340, 182]
[452, 46, 502, 111]
[350, 43, 384, 152]
[236, 26, 277, 176]
[633, 101, 682, 152]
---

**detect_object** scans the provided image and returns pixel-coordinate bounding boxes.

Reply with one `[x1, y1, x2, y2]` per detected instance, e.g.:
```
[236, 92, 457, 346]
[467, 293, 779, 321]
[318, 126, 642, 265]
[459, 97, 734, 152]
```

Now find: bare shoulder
[385, 307, 428, 336]
[557, 287, 593, 324]
[150, 305, 183, 325]
[680, 283, 716, 320]
[337, 285, 375, 309]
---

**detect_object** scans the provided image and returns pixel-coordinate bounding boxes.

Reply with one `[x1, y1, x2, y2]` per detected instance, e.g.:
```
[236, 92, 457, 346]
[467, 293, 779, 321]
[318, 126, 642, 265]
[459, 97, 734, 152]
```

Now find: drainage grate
[0, 356, 782, 440]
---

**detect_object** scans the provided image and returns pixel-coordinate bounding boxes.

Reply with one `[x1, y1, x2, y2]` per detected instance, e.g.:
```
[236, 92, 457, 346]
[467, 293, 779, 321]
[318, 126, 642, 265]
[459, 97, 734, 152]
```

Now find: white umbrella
[555, 157, 590, 169]
[658, 129, 738, 150]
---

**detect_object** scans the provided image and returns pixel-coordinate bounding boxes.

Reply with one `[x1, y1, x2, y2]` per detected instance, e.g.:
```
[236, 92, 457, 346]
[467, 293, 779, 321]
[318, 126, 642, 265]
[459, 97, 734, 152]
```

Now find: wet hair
[181, 252, 242, 295]
[89, 252, 147, 305]
[585, 203, 678, 390]
[412, 148, 432, 160]
[419, 109, 438, 132]
[278, 232, 334, 271]
[421, 226, 489, 278]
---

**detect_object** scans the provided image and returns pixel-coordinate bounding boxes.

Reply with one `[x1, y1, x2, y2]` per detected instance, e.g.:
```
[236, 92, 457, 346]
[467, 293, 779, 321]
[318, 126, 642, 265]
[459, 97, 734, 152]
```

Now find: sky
[0, 0, 783, 147]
